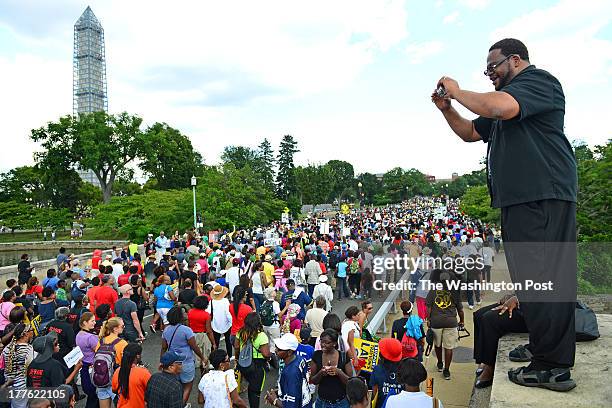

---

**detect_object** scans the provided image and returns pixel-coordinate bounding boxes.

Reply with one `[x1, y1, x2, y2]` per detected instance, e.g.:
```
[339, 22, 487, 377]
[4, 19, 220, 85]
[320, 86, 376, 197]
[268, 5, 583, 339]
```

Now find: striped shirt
[3, 343, 34, 389]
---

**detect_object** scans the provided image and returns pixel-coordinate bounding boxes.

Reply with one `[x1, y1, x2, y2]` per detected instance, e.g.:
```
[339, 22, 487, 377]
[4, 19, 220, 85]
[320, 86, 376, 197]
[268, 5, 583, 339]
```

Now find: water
[0, 249, 90, 267]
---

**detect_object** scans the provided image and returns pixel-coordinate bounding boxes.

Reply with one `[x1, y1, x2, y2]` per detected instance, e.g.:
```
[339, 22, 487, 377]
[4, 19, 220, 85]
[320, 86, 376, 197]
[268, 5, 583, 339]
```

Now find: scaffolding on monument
[73, 6, 108, 116]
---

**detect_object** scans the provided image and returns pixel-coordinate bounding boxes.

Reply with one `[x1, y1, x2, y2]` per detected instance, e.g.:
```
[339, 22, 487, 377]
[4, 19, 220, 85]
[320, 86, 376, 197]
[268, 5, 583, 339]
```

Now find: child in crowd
[55, 280, 69, 307]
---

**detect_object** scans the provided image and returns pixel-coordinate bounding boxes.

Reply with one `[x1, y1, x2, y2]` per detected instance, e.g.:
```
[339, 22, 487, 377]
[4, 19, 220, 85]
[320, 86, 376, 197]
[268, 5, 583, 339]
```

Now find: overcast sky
[0, 0, 610, 178]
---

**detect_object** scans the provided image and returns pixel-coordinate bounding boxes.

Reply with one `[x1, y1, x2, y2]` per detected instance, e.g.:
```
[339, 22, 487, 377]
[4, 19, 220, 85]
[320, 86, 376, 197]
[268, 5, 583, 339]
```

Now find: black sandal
[508, 366, 576, 392]
[508, 344, 532, 362]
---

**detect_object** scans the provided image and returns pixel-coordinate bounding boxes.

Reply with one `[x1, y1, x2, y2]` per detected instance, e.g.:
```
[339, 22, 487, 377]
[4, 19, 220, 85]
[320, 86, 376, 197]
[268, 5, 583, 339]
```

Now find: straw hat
[211, 284, 229, 300]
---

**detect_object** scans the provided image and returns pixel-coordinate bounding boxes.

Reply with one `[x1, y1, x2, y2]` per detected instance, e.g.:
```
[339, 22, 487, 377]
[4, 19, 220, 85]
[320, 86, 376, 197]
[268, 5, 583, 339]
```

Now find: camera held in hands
[435, 86, 447, 98]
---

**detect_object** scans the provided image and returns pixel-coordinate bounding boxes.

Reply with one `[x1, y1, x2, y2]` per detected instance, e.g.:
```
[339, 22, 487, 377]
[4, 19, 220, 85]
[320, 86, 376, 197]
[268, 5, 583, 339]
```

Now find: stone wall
[0, 240, 129, 251]
[0, 243, 143, 288]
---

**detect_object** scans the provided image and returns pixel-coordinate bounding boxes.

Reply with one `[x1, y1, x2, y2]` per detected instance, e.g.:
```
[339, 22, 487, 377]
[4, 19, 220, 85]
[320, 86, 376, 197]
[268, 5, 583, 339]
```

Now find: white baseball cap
[274, 333, 299, 351]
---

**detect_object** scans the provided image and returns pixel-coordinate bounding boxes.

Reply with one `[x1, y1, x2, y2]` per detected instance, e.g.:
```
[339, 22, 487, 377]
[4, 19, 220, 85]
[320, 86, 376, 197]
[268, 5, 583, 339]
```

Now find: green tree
[31, 111, 148, 203]
[257, 138, 275, 192]
[575, 140, 612, 241]
[356, 173, 383, 204]
[326, 160, 355, 203]
[221, 146, 260, 170]
[140, 123, 204, 189]
[90, 165, 285, 239]
[404, 168, 433, 196]
[0, 166, 46, 205]
[459, 185, 500, 225]
[382, 167, 407, 202]
[275, 135, 299, 200]
[294, 164, 335, 206]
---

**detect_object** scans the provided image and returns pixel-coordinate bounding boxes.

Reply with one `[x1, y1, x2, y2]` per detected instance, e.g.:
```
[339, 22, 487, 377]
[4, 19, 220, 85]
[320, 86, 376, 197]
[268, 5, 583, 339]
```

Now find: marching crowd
[0, 197, 504, 408]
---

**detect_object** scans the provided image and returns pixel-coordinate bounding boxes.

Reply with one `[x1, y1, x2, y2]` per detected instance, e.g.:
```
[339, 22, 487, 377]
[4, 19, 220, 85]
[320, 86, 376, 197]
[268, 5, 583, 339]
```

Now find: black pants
[213, 329, 233, 354]
[240, 359, 266, 408]
[348, 273, 361, 294]
[501, 199, 576, 370]
[483, 265, 492, 282]
[473, 303, 528, 366]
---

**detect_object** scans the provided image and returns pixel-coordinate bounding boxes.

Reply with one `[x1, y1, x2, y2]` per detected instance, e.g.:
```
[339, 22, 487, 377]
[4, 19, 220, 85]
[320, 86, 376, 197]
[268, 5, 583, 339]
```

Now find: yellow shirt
[262, 262, 275, 287]
[256, 246, 267, 258]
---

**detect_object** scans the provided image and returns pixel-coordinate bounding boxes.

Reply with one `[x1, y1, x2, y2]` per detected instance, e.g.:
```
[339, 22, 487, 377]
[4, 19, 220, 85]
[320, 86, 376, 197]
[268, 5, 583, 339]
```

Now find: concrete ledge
[0, 240, 128, 251]
[489, 314, 612, 407]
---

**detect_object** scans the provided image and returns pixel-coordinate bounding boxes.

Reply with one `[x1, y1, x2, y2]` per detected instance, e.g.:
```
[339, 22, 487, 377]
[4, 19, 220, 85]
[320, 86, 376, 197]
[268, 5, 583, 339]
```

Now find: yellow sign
[353, 338, 379, 372]
[341, 203, 350, 215]
[283, 207, 290, 213]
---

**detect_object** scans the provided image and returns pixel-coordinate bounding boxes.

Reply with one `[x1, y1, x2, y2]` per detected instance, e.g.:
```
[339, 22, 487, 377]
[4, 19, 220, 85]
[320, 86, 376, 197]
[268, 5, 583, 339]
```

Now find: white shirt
[198, 369, 238, 408]
[385, 391, 444, 408]
[226, 267, 241, 296]
[305, 307, 328, 337]
[312, 283, 333, 312]
[252, 271, 264, 295]
[112, 264, 123, 281]
[305, 260, 321, 285]
[481, 247, 495, 266]
[210, 298, 232, 334]
[341, 320, 361, 349]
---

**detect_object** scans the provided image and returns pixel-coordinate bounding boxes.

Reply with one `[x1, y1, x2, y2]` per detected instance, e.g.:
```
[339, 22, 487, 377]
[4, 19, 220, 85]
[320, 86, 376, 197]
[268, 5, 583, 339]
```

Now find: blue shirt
[336, 262, 348, 278]
[281, 290, 312, 321]
[42, 277, 59, 291]
[295, 344, 314, 363]
[154, 284, 174, 309]
[369, 364, 403, 408]
[56, 254, 68, 268]
[279, 355, 312, 408]
[162, 324, 195, 365]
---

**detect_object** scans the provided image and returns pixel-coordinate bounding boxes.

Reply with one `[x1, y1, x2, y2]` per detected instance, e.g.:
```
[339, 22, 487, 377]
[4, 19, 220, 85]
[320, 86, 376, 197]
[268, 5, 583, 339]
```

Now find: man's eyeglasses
[484, 54, 516, 76]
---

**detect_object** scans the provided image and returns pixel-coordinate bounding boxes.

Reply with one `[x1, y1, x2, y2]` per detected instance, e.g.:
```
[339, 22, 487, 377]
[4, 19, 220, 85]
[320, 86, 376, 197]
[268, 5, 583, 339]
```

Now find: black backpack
[575, 301, 600, 341]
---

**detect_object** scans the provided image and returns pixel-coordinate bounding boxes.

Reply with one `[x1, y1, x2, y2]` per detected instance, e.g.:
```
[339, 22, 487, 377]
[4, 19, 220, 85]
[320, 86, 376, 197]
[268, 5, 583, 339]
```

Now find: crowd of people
[0, 196, 507, 408]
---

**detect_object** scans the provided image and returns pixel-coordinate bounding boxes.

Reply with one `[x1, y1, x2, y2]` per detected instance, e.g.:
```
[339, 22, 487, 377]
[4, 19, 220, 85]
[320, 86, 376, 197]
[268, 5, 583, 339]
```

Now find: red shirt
[229, 303, 253, 335]
[117, 273, 131, 286]
[94, 286, 119, 316]
[88, 286, 99, 313]
[187, 308, 211, 333]
[92, 257, 102, 270]
[25, 285, 43, 296]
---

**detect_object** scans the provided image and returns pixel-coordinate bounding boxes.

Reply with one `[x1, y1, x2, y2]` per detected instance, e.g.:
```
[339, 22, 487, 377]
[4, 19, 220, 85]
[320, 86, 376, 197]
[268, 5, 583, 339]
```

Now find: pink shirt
[0, 302, 16, 331]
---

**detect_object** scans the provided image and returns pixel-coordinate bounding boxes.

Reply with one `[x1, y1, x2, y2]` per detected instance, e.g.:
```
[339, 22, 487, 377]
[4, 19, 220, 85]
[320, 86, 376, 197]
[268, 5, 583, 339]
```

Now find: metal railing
[367, 268, 411, 335]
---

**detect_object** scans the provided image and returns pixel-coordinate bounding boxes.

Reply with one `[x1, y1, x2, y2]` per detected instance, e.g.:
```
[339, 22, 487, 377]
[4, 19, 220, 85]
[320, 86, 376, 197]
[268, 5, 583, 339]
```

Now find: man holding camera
[432, 38, 577, 391]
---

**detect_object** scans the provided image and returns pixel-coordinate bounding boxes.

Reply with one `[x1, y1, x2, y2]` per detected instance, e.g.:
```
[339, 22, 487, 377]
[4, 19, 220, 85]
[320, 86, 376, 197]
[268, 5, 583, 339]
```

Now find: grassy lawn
[0, 229, 128, 243]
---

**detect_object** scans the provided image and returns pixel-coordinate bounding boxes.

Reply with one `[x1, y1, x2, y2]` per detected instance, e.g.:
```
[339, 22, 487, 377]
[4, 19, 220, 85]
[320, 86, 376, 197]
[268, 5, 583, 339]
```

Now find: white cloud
[443, 11, 460, 24]
[405, 41, 444, 64]
[491, 0, 612, 89]
[458, 0, 491, 9]
[0, 0, 411, 171]
[490, 0, 612, 148]
[435, 0, 444, 8]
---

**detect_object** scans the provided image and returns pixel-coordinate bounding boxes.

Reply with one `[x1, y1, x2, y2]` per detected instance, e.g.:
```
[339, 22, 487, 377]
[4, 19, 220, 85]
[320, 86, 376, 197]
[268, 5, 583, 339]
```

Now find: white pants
[263, 326, 281, 352]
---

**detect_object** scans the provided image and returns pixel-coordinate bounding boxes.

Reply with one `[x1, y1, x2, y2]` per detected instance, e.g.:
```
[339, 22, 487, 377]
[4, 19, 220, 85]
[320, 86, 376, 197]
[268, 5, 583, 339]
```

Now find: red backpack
[401, 333, 418, 358]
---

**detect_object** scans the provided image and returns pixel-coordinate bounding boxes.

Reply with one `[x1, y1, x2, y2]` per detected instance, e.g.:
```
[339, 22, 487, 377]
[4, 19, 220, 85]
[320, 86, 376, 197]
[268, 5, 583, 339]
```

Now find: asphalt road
[134, 291, 391, 407]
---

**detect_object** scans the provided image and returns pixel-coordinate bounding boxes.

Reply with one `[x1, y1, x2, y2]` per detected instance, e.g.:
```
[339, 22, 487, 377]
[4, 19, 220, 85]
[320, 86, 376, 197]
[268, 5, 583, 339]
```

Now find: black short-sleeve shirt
[473, 65, 577, 208]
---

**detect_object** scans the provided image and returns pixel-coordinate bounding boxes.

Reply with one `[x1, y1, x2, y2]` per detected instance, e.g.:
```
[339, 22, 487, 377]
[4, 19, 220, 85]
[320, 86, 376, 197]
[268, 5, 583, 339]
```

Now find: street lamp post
[357, 182, 363, 207]
[191, 176, 197, 230]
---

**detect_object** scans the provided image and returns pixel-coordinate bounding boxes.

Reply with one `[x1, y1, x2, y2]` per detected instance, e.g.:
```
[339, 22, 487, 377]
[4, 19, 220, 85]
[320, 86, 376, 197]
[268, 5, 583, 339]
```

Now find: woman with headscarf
[280, 303, 302, 335]
[2, 323, 34, 408]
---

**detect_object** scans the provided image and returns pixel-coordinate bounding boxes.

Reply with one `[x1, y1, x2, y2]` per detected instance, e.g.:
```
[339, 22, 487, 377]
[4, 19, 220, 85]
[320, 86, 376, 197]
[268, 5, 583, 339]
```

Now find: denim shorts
[96, 385, 115, 400]
[179, 360, 195, 383]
